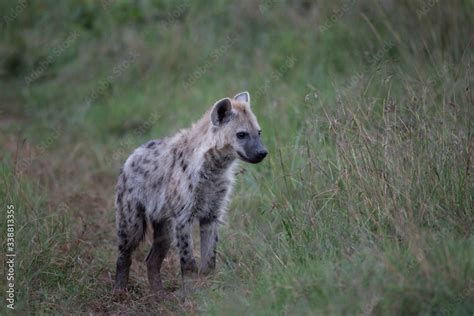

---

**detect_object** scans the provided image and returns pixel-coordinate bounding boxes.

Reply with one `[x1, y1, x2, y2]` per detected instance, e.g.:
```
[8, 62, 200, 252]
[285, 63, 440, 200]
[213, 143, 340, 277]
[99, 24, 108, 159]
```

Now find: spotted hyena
[114, 91, 267, 293]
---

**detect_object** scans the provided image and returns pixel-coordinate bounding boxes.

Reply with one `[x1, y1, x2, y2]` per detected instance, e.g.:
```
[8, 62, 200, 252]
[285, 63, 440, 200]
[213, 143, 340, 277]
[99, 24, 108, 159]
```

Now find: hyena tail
[114, 178, 148, 290]
[116, 200, 148, 253]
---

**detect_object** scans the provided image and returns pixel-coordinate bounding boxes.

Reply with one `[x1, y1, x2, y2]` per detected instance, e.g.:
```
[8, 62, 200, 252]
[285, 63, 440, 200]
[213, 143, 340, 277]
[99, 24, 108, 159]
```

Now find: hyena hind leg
[146, 219, 172, 293]
[114, 202, 147, 291]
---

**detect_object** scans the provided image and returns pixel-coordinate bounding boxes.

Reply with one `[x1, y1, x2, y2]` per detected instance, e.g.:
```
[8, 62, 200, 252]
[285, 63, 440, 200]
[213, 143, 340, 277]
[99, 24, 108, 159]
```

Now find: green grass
[1, 0, 473, 314]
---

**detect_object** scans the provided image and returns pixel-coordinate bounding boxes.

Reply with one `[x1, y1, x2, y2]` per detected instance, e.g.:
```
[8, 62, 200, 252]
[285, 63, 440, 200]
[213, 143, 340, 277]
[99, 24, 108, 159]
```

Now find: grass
[0, 0, 473, 314]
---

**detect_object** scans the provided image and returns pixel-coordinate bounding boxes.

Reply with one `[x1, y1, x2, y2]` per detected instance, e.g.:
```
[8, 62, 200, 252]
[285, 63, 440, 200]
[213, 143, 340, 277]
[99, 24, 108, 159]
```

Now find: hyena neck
[203, 145, 236, 171]
[186, 119, 237, 178]
[196, 145, 235, 183]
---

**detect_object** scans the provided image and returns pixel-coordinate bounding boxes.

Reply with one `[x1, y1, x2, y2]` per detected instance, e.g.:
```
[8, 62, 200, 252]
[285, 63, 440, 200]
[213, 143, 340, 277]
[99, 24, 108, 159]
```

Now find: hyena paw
[112, 287, 128, 301]
[181, 259, 199, 276]
[199, 265, 215, 276]
[181, 274, 198, 300]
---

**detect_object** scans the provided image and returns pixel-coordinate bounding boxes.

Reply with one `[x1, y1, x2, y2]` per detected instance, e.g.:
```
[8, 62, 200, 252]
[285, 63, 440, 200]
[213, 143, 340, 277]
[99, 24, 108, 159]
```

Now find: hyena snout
[254, 147, 268, 161]
[238, 138, 268, 164]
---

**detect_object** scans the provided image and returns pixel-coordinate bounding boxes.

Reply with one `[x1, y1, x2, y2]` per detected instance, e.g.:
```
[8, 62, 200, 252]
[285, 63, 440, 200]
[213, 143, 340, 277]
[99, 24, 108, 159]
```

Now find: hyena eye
[258, 130, 262, 136]
[236, 132, 248, 139]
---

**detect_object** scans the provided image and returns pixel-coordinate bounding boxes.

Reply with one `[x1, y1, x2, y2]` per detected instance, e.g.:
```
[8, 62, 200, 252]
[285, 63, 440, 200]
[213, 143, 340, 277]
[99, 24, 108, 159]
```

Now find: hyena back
[114, 92, 267, 292]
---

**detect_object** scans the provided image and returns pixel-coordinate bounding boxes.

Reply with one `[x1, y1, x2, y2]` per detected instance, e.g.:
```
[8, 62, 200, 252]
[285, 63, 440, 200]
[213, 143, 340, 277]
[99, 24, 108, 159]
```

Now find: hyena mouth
[237, 151, 251, 162]
[237, 151, 264, 164]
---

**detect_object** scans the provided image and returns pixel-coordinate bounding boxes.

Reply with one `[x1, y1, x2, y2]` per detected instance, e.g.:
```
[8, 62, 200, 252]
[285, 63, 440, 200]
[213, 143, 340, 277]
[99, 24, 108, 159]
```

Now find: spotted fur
[114, 92, 267, 292]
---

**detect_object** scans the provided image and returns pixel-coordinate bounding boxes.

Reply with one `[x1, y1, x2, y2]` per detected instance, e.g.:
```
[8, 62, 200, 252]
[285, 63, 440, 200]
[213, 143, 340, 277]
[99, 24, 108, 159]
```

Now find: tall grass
[204, 61, 473, 314]
[1, 0, 473, 314]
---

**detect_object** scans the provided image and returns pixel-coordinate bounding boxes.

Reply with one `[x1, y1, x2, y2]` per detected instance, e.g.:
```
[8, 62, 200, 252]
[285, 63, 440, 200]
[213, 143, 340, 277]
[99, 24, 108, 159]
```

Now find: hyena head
[210, 91, 268, 164]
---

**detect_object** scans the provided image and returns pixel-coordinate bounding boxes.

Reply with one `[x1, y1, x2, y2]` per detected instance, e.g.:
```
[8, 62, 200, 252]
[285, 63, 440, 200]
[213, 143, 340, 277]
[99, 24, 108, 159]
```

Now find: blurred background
[0, 0, 473, 314]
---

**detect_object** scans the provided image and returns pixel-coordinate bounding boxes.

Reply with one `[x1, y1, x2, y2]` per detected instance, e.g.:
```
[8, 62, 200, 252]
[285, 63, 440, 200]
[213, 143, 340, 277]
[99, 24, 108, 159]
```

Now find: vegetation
[0, 0, 473, 314]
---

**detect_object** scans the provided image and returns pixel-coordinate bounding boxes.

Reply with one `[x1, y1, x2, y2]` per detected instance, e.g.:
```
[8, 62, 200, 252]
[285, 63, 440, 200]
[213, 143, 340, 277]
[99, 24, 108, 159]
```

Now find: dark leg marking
[176, 219, 198, 275]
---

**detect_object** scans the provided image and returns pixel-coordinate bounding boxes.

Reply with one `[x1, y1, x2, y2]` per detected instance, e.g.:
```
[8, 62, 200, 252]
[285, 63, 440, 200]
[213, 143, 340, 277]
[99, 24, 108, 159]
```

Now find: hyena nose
[256, 149, 268, 159]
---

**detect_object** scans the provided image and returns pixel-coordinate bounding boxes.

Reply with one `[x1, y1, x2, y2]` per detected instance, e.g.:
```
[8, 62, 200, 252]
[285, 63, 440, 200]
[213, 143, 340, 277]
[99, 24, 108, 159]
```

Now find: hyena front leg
[199, 218, 218, 275]
[176, 218, 198, 275]
[176, 217, 198, 297]
[146, 220, 172, 293]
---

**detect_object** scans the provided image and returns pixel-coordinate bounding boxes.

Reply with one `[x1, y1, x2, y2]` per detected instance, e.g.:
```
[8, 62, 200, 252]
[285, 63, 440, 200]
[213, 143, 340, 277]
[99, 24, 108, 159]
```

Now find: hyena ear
[234, 91, 250, 104]
[211, 98, 233, 127]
